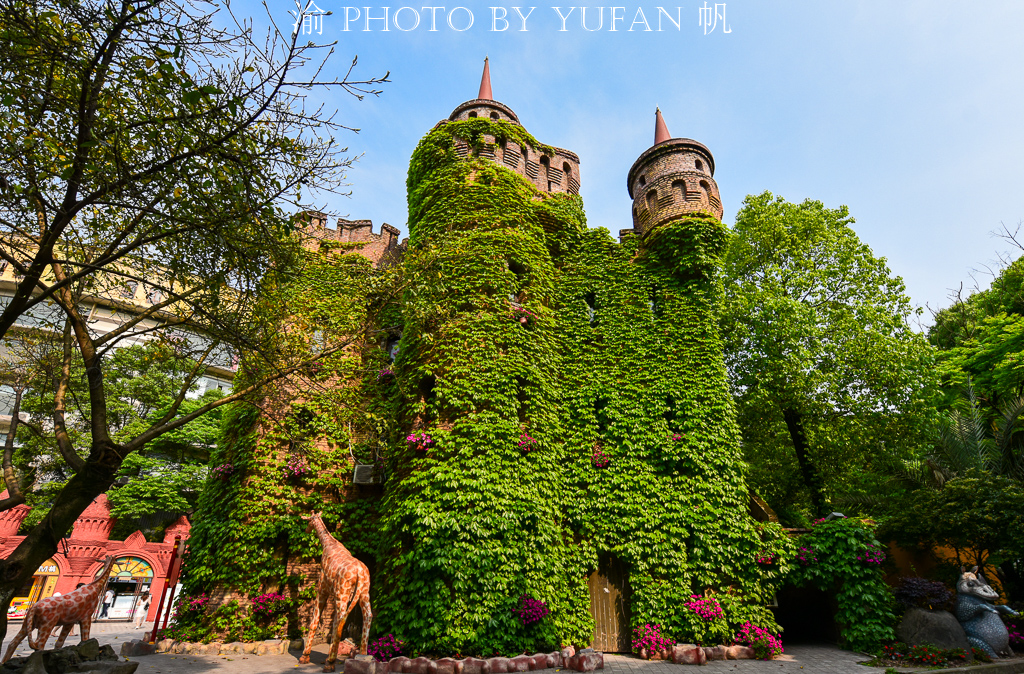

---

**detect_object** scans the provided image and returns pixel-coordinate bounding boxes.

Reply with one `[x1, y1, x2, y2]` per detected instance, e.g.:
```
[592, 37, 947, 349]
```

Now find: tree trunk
[782, 407, 828, 517]
[0, 440, 121, 644]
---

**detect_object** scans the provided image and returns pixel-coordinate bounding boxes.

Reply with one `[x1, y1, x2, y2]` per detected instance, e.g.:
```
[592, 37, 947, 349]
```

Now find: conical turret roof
[654, 107, 671, 145]
[478, 57, 493, 100]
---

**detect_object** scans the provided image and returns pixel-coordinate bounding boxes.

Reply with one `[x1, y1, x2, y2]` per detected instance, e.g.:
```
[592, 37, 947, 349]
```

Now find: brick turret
[627, 109, 723, 236]
[445, 59, 581, 196]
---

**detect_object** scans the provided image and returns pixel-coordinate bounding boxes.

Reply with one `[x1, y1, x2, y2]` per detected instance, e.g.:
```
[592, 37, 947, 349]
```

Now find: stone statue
[2, 556, 116, 663]
[955, 566, 1019, 658]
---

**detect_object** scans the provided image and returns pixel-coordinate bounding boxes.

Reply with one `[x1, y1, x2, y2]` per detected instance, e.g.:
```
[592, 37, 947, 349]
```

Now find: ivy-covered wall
[183, 117, 792, 654]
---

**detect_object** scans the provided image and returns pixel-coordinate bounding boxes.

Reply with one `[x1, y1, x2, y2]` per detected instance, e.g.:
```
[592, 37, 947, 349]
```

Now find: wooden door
[588, 555, 630, 652]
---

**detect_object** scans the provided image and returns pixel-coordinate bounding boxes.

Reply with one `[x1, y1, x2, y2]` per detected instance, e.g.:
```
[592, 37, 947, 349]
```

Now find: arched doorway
[105, 556, 154, 620]
[8, 558, 60, 618]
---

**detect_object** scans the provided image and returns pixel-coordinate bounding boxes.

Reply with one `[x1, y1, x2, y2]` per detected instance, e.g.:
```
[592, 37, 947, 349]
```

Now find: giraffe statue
[298, 513, 372, 672]
[2, 556, 116, 663]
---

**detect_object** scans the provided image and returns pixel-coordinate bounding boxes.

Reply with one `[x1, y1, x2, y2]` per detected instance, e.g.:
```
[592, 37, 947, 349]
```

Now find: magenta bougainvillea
[511, 306, 537, 325]
[377, 368, 395, 382]
[591, 444, 611, 468]
[406, 432, 434, 451]
[514, 594, 550, 626]
[755, 552, 776, 565]
[684, 595, 723, 621]
[735, 621, 783, 660]
[857, 543, 886, 565]
[518, 432, 537, 453]
[249, 592, 289, 616]
[211, 463, 234, 481]
[631, 623, 673, 654]
[368, 634, 404, 662]
[795, 545, 818, 566]
[284, 456, 307, 477]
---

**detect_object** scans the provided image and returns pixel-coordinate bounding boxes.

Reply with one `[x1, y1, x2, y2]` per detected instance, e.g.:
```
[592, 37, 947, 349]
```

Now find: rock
[527, 654, 546, 671]
[485, 658, 509, 674]
[509, 656, 531, 673]
[262, 639, 286, 655]
[435, 658, 458, 674]
[410, 657, 436, 674]
[75, 640, 101, 662]
[462, 658, 486, 674]
[337, 639, 357, 659]
[255, 643, 270, 656]
[711, 646, 728, 661]
[559, 647, 574, 662]
[346, 656, 377, 674]
[223, 642, 244, 654]
[290, 639, 305, 652]
[241, 642, 259, 655]
[389, 657, 411, 674]
[725, 646, 753, 660]
[567, 651, 602, 673]
[22, 653, 46, 674]
[897, 608, 971, 651]
[98, 646, 116, 662]
[546, 653, 560, 669]
[118, 641, 156, 658]
[170, 642, 187, 655]
[154, 640, 174, 654]
[671, 645, 706, 666]
[42, 645, 82, 674]
[187, 643, 204, 655]
[202, 643, 222, 655]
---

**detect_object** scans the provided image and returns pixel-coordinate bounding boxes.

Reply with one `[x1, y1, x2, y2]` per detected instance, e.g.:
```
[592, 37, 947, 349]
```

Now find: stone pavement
[1, 627, 879, 674]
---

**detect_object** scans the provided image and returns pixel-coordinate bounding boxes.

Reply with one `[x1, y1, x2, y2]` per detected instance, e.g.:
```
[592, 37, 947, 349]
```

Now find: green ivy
[182, 116, 864, 655]
[788, 518, 895, 652]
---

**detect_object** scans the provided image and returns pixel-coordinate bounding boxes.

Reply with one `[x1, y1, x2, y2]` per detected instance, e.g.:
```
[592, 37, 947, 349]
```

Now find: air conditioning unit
[352, 464, 380, 485]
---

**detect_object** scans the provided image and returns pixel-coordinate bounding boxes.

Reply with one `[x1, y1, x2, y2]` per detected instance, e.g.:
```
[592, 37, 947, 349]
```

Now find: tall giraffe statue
[299, 513, 372, 672]
[2, 556, 116, 663]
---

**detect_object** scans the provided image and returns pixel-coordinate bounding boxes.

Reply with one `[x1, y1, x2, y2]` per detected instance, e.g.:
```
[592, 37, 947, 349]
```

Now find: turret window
[646, 189, 657, 213]
[490, 111, 499, 120]
[639, 175, 646, 187]
[672, 179, 686, 202]
[699, 180, 711, 200]
[695, 159, 703, 172]
[468, 111, 478, 118]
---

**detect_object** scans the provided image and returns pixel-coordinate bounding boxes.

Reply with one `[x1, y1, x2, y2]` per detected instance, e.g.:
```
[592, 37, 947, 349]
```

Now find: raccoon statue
[956, 566, 1019, 658]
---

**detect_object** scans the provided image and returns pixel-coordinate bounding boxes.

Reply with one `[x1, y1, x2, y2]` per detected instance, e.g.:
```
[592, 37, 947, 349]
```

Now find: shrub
[734, 621, 783, 660]
[514, 594, 550, 626]
[631, 623, 673, 655]
[894, 577, 952, 611]
[368, 634, 403, 662]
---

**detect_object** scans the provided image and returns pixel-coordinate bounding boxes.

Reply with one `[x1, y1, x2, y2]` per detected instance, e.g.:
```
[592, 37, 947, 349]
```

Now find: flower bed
[872, 642, 971, 668]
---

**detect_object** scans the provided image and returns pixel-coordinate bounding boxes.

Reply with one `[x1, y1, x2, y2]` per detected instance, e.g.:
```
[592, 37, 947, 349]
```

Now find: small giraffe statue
[299, 513, 372, 672]
[2, 556, 116, 663]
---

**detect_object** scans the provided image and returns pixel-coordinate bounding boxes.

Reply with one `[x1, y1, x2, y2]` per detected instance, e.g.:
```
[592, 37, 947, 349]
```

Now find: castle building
[184, 60, 784, 654]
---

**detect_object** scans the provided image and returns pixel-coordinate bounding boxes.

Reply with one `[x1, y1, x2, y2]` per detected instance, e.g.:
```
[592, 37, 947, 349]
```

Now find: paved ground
[1, 624, 882, 674]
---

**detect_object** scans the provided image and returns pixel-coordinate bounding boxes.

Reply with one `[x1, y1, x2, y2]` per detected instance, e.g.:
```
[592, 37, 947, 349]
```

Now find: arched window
[490, 111, 499, 120]
[695, 159, 703, 172]
[639, 175, 646, 187]
[672, 179, 686, 202]
[699, 180, 711, 199]
[646, 189, 657, 213]
[468, 111, 477, 118]
[540, 156, 550, 166]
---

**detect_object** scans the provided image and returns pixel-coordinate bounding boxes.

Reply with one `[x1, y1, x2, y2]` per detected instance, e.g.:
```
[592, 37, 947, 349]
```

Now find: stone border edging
[346, 647, 605, 674]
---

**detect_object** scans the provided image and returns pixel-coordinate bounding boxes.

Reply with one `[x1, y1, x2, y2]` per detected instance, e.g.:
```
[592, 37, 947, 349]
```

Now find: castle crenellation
[300, 211, 405, 266]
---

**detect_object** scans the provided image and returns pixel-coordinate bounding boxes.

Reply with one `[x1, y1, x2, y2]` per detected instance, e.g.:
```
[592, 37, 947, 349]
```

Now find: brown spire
[654, 107, 671, 145]
[478, 57, 492, 100]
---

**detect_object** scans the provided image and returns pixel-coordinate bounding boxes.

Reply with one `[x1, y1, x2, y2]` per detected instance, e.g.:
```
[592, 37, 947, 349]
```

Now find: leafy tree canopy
[721, 192, 937, 520]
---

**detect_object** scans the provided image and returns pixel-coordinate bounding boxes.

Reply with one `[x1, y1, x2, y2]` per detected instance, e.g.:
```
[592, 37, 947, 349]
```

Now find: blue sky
[253, 0, 1024, 316]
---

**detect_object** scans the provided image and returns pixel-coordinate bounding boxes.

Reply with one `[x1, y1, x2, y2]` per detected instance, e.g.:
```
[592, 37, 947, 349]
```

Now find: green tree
[721, 192, 937, 519]
[0, 0, 385, 640]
